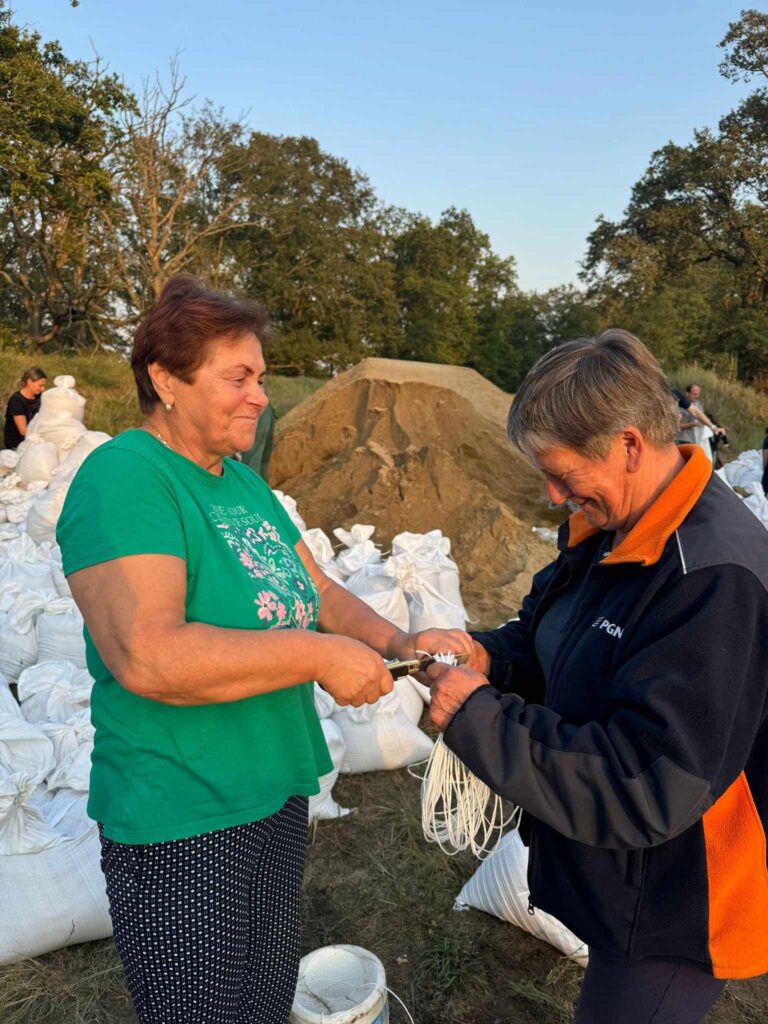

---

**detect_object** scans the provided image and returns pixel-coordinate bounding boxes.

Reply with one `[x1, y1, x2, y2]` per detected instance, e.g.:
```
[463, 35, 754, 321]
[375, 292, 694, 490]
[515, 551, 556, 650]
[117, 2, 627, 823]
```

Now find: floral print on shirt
[211, 505, 318, 630]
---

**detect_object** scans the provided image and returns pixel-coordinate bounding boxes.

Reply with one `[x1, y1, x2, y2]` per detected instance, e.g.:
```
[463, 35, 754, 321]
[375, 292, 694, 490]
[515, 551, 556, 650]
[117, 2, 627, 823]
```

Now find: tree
[390, 207, 517, 366]
[100, 61, 260, 322]
[582, 10, 768, 380]
[0, 2, 133, 347]
[215, 133, 401, 372]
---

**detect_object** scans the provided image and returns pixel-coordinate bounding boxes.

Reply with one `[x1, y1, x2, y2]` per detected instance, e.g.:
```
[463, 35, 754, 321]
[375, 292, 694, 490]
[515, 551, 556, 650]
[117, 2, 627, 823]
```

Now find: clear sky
[15, 1, 751, 291]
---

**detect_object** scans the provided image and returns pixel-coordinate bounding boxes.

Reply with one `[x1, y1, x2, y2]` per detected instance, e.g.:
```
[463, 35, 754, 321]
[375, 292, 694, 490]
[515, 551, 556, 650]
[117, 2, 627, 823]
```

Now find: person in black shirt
[3, 366, 47, 449]
[762, 426, 768, 497]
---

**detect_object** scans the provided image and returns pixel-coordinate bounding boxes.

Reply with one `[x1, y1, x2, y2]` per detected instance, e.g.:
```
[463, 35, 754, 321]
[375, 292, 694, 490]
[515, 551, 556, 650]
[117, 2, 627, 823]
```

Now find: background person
[672, 383, 724, 439]
[240, 398, 276, 479]
[3, 365, 46, 449]
[427, 331, 768, 1024]
[674, 383, 727, 464]
[57, 275, 472, 1024]
[762, 425, 768, 496]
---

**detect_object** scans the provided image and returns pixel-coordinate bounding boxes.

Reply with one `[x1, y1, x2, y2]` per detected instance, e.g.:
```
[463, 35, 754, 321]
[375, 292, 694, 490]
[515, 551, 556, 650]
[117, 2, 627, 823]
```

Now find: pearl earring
[165, 402, 173, 412]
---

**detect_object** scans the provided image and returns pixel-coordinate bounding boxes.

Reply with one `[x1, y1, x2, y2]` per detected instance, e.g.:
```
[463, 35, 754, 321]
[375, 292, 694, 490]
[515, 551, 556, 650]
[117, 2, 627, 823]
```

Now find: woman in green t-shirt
[57, 275, 474, 1024]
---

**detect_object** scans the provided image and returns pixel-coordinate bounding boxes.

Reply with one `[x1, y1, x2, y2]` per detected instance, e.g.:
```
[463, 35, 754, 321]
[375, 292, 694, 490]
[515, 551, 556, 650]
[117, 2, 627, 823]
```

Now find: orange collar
[566, 445, 712, 567]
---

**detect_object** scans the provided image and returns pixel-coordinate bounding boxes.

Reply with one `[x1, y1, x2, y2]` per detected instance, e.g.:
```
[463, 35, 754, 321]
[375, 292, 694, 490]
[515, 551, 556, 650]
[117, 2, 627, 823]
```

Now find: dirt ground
[270, 357, 564, 629]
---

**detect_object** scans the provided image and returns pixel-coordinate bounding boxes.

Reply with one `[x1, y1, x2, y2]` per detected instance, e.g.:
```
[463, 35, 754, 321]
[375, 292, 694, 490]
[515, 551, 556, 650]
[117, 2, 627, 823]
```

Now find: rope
[411, 652, 519, 859]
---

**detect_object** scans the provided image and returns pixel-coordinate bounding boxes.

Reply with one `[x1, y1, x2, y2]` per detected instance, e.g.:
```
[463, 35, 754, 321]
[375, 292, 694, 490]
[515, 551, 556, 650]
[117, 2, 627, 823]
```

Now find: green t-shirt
[56, 429, 331, 844]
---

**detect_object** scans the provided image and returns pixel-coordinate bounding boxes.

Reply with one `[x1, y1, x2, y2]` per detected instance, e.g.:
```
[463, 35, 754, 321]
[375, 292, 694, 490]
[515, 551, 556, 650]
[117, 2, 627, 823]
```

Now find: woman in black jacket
[427, 330, 768, 1024]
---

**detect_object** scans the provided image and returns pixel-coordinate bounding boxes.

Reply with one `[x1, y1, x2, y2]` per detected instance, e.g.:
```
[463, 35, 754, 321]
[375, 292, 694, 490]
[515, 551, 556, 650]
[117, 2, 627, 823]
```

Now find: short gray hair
[507, 329, 680, 459]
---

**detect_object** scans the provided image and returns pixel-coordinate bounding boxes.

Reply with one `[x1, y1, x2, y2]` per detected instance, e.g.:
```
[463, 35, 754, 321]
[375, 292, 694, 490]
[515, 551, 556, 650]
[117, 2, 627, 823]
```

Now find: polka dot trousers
[99, 797, 308, 1024]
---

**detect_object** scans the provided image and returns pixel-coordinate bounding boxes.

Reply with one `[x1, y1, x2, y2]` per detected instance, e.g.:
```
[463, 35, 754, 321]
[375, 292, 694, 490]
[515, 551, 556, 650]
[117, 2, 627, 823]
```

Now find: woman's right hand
[314, 635, 394, 707]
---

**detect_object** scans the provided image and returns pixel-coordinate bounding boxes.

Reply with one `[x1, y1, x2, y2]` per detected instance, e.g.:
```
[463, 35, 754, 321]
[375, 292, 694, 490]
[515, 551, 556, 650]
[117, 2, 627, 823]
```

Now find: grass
[1, 346, 767, 1022]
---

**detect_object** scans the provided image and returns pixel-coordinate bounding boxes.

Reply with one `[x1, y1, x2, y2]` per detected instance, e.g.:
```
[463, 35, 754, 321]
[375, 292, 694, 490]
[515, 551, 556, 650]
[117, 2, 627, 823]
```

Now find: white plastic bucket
[291, 945, 388, 1024]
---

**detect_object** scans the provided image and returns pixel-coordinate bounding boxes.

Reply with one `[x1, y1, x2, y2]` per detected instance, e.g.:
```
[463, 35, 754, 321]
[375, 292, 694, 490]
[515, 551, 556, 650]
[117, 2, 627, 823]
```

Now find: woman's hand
[314, 635, 394, 708]
[390, 628, 491, 676]
[389, 627, 474, 662]
[426, 663, 490, 731]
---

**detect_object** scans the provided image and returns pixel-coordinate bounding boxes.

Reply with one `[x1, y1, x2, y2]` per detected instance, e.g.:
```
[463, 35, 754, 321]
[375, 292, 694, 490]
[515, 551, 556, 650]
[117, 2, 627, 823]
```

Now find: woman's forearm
[124, 620, 334, 706]
[315, 577, 407, 659]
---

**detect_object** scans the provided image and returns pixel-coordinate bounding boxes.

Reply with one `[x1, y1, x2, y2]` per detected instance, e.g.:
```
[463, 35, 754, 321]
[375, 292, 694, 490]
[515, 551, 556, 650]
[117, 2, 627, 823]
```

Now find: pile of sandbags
[0, 375, 113, 962]
[0, 665, 110, 964]
[717, 450, 768, 531]
[722, 449, 763, 490]
[745, 481, 768, 529]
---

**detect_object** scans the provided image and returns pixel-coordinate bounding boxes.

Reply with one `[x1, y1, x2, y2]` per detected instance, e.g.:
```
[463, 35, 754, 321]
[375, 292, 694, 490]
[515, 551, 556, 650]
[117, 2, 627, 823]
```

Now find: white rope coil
[415, 652, 519, 859]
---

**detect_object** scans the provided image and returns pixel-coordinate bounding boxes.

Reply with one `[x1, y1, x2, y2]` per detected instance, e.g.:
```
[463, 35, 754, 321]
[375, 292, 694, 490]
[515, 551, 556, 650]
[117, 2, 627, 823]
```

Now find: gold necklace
[154, 430, 173, 451]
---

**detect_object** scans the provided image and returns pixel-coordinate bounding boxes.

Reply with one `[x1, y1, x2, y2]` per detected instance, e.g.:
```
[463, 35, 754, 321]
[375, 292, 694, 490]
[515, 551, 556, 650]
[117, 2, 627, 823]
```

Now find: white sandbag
[5, 497, 36, 524]
[384, 551, 467, 632]
[0, 772, 59, 854]
[16, 435, 59, 484]
[313, 683, 337, 720]
[394, 677, 424, 725]
[399, 675, 430, 716]
[26, 483, 70, 545]
[744, 481, 768, 530]
[302, 528, 345, 582]
[0, 475, 44, 527]
[0, 711, 55, 784]
[0, 622, 37, 684]
[345, 570, 409, 631]
[50, 430, 110, 483]
[0, 772, 111, 963]
[272, 490, 307, 532]
[45, 545, 69, 592]
[410, 677, 431, 705]
[332, 693, 433, 773]
[36, 597, 86, 668]
[31, 414, 87, 455]
[17, 660, 93, 723]
[532, 526, 559, 544]
[723, 449, 763, 489]
[50, 558, 71, 600]
[455, 828, 588, 966]
[39, 708, 93, 764]
[333, 525, 382, 579]
[40, 787, 93, 838]
[0, 580, 49, 630]
[309, 718, 352, 822]
[46, 738, 93, 792]
[0, 677, 20, 716]
[0, 533, 56, 591]
[301, 528, 335, 565]
[30, 374, 86, 424]
[389, 530, 468, 631]
[0, 524, 22, 547]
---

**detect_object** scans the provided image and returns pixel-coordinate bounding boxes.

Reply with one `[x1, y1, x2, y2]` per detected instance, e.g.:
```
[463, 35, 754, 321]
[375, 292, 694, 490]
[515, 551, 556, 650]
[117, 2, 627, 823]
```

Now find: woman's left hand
[389, 627, 474, 663]
[426, 662, 490, 731]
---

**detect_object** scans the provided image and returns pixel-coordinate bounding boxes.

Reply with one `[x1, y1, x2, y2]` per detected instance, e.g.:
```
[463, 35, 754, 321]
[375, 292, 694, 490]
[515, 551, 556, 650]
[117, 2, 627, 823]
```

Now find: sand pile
[270, 358, 563, 628]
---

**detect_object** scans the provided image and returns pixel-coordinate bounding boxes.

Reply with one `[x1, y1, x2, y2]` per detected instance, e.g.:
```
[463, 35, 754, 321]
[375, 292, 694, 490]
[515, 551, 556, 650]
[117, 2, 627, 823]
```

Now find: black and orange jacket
[446, 445, 768, 979]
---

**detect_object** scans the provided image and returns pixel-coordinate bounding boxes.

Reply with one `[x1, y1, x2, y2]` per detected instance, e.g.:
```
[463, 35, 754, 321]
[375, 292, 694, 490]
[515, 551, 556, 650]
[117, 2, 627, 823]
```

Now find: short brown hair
[19, 366, 46, 387]
[131, 275, 272, 414]
[507, 329, 680, 459]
